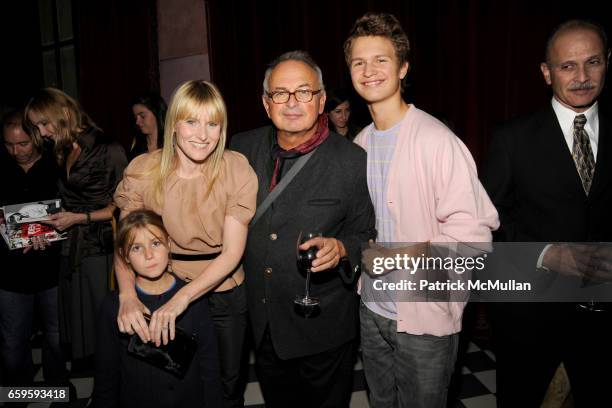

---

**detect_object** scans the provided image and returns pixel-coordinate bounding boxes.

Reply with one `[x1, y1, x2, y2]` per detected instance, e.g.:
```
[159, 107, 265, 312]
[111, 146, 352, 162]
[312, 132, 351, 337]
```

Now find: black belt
[170, 252, 220, 261]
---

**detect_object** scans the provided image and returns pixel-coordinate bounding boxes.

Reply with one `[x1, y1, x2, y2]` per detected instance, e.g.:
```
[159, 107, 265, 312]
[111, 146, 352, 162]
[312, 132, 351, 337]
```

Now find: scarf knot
[269, 115, 329, 191]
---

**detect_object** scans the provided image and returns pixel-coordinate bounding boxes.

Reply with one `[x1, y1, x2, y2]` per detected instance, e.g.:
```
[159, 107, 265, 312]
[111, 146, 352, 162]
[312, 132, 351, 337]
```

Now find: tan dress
[114, 150, 258, 282]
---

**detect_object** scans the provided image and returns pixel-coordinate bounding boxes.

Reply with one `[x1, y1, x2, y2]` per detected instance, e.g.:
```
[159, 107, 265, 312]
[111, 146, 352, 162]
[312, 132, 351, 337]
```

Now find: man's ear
[399, 61, 409, 80]
[540, 62, 552, 85]
[318, 91, 327, 115]
[262, 95, 272, 119]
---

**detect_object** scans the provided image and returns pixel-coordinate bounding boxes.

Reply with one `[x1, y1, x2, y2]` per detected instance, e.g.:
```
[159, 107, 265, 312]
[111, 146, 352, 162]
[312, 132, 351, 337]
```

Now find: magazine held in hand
[0, 199, 68, 249]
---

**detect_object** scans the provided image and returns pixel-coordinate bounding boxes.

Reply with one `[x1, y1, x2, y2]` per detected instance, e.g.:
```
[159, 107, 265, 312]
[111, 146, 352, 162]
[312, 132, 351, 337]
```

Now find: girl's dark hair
[115, 209, 169, 263]
[324, 87, 350, 113]
[131, 92, 167, 150]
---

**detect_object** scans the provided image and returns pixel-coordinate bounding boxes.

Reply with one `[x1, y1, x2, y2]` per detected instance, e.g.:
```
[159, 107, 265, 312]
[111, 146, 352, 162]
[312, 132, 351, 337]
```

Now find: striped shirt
[361, 120, 402, 319]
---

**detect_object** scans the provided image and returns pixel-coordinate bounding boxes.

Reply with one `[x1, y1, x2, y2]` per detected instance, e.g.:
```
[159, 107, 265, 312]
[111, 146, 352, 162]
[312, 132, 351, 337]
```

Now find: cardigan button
[264, 267, 273, 276]
[270, 233, 278, 241]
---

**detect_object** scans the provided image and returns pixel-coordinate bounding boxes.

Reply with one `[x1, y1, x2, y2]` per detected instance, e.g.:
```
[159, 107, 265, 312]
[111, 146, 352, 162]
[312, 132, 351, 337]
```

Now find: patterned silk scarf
[269, 114, 329, 191]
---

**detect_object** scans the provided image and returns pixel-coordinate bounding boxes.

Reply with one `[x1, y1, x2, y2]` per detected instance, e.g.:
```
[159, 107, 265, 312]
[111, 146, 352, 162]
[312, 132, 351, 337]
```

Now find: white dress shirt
[537, 98, 600, 269]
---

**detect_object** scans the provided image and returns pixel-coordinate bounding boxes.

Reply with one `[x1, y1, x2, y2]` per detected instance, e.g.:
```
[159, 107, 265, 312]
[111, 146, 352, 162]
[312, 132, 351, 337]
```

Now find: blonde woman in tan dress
[113, 80, 257, 407]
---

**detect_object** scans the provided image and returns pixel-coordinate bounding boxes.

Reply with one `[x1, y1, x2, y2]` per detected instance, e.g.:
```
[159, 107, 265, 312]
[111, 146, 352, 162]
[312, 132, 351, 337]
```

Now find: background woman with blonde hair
[114, 80, 257, 407]
[24, 88, 128, 365]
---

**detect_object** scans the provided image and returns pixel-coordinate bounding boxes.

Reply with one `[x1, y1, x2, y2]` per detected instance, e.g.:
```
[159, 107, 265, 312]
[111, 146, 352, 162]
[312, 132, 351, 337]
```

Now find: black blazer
[230, 126, 376, 359]
[481, 104, 612, 322]
[482, 104, 612, 244]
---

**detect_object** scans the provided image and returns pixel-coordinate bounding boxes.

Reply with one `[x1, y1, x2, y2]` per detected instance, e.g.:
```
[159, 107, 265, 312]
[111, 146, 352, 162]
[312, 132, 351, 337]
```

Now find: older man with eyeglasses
[230, 50, 376, 408]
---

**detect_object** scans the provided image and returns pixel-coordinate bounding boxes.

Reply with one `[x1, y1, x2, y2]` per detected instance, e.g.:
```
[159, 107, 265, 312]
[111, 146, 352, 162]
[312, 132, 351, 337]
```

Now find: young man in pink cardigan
[345, 12, 499, 408]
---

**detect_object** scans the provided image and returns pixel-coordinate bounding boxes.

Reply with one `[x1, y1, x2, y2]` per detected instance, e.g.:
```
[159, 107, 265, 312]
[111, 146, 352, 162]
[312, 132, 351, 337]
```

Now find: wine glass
[294, 231, 321, 313]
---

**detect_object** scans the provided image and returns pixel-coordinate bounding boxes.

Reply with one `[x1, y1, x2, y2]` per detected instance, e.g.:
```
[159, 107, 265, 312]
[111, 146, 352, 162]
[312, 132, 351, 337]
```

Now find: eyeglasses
[266, 89, 322, 104]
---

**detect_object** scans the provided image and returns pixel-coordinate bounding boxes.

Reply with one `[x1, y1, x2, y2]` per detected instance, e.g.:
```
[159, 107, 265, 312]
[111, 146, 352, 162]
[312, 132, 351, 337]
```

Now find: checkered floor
[452, 341, 497, 408]
[17, 335, 497, 408]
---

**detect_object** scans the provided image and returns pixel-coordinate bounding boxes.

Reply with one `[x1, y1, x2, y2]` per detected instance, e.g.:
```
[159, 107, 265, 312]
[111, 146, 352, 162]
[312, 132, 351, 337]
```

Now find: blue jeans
[360, 302, 459, 408]
[0, 287, 66, 385]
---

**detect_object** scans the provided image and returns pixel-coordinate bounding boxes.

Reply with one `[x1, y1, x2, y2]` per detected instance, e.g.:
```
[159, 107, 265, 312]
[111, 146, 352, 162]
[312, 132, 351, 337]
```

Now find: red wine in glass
[295, 231, 321, 310]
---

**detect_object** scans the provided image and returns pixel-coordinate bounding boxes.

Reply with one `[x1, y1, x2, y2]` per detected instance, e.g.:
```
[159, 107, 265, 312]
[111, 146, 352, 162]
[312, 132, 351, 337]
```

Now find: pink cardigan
[355, 105, 499, 336]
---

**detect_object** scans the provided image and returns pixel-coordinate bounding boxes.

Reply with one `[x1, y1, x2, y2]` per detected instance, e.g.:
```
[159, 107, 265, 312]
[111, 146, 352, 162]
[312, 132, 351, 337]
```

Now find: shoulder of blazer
[598, 104, 612, 134]
[494, 106, 555, 135]
[492, 105, 561, 148]
[229, 125, 273, 154]
[230, 126, 274, 147]
[321, 131, 367, 162]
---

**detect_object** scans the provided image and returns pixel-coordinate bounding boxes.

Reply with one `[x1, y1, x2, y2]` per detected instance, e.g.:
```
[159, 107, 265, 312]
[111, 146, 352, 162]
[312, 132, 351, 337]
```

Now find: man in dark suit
[482, 20, 612, 407]
[230, 50, 375, 407]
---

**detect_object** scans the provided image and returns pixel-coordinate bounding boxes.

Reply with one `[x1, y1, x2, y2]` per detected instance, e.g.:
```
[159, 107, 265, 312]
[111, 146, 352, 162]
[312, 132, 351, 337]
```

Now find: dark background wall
[206, 0, 612, 164]
[2, 0, 611, 165]
[1, 0, 159, 150]
[1, 2, 45, 110]
[76, 0, 160, 147]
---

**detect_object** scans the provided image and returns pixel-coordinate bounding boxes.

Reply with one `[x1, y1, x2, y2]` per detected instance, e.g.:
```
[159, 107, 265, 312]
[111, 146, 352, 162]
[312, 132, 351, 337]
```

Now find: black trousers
[208, 283, 248, 408]
[255, 328, 356, 408]
[493, 303, 612, 408]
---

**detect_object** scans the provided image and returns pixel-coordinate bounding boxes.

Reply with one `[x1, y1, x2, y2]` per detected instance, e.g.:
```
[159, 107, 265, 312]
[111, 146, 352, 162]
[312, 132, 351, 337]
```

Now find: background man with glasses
[230, 50, 375, 407]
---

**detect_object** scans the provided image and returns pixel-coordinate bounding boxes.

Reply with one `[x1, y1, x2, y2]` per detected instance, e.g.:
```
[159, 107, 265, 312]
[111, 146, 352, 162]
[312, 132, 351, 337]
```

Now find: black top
[92, 277, 223, 408]
[0, 150, 61, 293]
[127, 136, 161, 162]
[58, 128, 127, 258]
[332, 122, 361, 142]
[60, 127, 127, 214]
[230, 126, 376, 359]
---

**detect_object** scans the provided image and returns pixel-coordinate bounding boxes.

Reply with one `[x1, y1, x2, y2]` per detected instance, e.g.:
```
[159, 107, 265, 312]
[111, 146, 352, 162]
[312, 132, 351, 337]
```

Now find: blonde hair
[150, 80, 228, 206]
[24, 88, 98, 166]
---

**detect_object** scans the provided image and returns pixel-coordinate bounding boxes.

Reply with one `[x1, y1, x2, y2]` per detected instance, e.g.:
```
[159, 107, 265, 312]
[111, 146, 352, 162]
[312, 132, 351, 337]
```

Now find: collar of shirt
[551, 97, 599, 160]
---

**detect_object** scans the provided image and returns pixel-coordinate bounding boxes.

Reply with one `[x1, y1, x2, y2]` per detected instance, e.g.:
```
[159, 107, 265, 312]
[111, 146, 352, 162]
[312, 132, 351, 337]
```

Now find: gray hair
[262, 50, 325, 95]
[545, 19, 609, 63]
